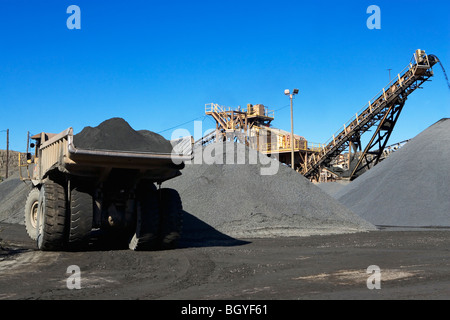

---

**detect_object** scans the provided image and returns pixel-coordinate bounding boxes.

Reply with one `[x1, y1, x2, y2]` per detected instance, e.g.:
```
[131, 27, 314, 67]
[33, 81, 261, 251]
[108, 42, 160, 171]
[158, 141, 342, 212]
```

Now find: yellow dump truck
[20, 127, 192, 251]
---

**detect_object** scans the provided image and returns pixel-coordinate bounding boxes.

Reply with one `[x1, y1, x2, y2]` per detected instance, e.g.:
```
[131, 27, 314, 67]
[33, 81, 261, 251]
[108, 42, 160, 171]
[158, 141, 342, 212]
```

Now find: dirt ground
[1, 222, 449, 301]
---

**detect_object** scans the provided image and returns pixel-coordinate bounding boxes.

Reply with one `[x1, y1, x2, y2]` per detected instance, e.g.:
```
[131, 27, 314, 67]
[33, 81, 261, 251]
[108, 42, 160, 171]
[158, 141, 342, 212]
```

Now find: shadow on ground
[0, 209, 250, 254]
[178, 210, 250, 248]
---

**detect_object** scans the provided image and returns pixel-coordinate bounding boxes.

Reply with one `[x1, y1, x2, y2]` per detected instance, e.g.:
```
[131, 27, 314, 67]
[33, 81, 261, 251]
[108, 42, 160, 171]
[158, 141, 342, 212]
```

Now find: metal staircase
[301, 50, 439, 180]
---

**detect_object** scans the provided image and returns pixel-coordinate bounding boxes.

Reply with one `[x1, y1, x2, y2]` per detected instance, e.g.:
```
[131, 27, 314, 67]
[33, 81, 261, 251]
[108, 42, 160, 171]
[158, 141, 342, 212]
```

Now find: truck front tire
[24, 188, 40, 240]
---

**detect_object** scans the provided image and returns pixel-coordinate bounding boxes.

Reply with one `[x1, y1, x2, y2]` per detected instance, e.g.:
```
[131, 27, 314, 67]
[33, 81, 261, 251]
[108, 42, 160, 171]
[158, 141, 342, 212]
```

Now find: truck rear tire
[37, 180, 68, 251]
[68, 187, 93, 250]
[159, 188, 183, 249]
[128, 181, 160, 251]
[24, 188, 40, 240]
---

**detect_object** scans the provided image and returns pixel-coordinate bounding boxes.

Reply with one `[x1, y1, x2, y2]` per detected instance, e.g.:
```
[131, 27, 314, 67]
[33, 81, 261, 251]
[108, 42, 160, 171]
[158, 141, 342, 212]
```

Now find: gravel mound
[164, 143, 376, 240]
[0, 173, 31, 225]
[335, 118, 450, 227]
[316, 181, 350, 197]
[74, 117, 172, 153]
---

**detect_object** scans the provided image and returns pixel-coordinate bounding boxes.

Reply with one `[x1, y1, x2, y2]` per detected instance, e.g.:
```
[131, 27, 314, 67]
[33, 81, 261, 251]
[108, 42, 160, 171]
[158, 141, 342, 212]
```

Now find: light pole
[284, 89, 299, 169]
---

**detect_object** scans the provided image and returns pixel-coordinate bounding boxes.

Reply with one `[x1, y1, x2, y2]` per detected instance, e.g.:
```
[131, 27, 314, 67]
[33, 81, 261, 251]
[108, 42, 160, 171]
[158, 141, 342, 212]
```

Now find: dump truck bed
[36, 127, 191, 183]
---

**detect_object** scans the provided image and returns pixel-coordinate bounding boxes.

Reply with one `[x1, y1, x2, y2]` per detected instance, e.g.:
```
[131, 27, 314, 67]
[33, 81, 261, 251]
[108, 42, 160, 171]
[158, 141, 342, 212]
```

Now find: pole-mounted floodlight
[285, 89, 299, 169]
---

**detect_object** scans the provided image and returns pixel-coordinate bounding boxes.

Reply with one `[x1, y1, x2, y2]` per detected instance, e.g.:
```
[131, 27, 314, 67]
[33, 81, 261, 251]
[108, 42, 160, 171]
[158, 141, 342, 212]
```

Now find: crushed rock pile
[164, 143, 376, 240]
[0, 173, 31, 225]
[74, 117, 173, 153]
[316, 181, 350, 197]
[335, 118, 450, 227]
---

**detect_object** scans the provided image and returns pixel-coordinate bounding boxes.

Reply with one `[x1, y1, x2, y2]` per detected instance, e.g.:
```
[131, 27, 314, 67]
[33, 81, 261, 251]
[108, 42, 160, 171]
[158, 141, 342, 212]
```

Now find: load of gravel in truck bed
[164, 142, 376, 241]
[73, 117, 173, 153]
[334, 118, 450, 227]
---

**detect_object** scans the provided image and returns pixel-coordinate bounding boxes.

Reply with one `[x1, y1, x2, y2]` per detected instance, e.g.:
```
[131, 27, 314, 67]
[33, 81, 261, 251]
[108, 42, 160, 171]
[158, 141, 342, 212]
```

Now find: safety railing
[247, 107, 275, 119]
[205, 103, 275, 119]
[205, 103, 233, 114]
[301, 52, 434, 176]
[310, 59, 424, 163]
[18, 152, 33, 181]
[321, 52, 431, 153]
[322, 64, 414, 150]
[260, 140, 325, 153]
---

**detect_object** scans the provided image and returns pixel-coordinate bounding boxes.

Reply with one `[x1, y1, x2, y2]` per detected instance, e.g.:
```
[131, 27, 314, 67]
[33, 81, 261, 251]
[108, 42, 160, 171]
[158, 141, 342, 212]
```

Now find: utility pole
[387, 68, 392, 82]
[290, 95, 294, 168]
[6, 129, 9, 179]
[284, 89, 299, 169]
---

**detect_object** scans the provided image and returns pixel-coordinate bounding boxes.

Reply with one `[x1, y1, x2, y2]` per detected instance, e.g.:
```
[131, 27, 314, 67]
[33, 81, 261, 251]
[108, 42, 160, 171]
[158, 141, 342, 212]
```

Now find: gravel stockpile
[74, 117, 173, 153]
[335, 118, 450, 227]
[316, 181, 350, 197]
[164, 143, 376, 240]
[0, 173, 31, 225]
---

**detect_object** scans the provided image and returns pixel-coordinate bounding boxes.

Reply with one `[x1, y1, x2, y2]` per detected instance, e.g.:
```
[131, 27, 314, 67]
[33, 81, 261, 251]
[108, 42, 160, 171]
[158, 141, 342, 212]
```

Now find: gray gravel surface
[165, 143, 376, 240]
[316, 181, 350, 197]
[1, 222, 449, 300]
[335, 118, 450, 227]
[0, 173, 31, 225]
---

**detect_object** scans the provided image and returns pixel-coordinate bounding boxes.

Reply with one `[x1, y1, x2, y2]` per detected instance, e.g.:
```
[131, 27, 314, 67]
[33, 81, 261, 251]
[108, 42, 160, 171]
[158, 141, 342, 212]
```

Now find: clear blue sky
[1, 0, 449, 152]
